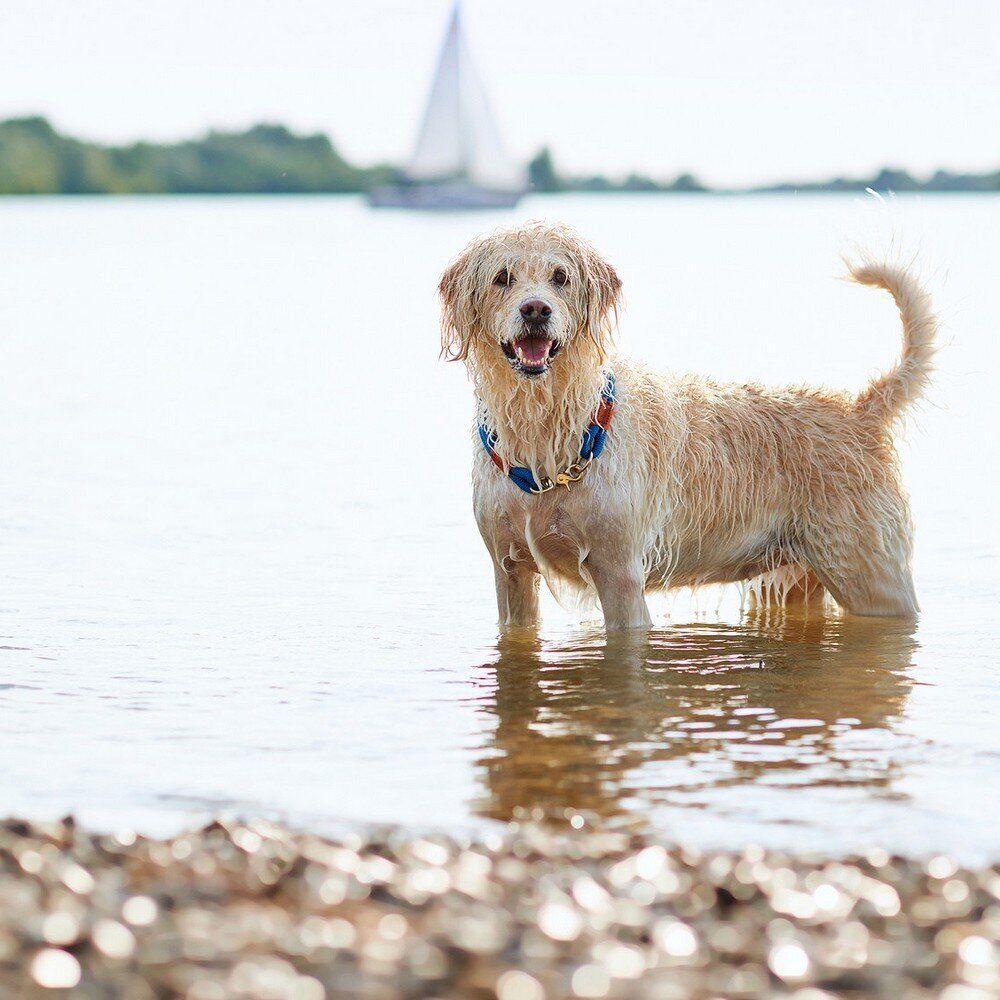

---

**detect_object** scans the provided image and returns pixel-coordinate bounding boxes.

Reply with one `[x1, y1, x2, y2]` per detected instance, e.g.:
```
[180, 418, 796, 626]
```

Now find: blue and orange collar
[478, 373, 617, 494]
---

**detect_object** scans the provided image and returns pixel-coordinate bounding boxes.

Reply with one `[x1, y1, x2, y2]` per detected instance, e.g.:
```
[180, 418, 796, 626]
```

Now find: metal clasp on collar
[532, 457, 593, 494]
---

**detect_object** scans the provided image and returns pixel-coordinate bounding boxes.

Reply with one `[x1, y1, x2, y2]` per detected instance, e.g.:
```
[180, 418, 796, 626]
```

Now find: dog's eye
[493, 269, 511, 287]
[552, 267, 569, 287]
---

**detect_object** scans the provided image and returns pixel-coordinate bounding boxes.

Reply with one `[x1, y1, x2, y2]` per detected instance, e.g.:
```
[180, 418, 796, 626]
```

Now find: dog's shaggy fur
[440, 222, 936, 630]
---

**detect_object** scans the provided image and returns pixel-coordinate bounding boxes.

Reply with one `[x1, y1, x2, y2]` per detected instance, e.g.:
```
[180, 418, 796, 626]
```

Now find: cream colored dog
[440, 222, 936, 630]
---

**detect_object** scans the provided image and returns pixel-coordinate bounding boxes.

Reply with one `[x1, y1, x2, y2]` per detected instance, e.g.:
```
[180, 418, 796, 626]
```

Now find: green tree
[670, 172, 705, 193]
[527, 147, 563, 193]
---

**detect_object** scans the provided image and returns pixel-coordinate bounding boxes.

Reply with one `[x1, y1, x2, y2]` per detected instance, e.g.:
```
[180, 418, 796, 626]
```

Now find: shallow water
[0, 193, 997, 859]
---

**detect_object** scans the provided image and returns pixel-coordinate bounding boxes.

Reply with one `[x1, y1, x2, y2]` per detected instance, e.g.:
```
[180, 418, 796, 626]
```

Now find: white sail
[407, 3, 525, 191]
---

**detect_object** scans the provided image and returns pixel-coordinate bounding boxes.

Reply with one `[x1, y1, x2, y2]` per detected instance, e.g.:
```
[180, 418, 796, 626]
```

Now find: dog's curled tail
[847, 257, 937, 426]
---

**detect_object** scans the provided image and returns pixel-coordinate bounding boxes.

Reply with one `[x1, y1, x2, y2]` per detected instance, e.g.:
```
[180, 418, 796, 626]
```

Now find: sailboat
[368, 2, 526, 210]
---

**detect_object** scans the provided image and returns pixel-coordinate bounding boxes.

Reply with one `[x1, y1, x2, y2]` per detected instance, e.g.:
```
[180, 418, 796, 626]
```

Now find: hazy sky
[2, 0, 998, 186]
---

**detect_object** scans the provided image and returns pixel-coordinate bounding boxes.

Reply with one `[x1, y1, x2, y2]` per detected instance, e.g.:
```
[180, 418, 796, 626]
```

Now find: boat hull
[368, 183, 524, 211]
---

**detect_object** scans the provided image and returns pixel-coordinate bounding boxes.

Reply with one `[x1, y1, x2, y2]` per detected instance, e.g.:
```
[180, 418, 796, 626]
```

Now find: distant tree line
[754, 166, 1000, 194]
[527, 147, 707, 193]
[527, 147, 1000, 194]
[0, 117, 396, 194]
[1, 118, 998, 195]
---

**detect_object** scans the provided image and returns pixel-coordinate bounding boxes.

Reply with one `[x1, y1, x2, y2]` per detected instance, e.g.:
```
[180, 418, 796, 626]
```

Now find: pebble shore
[0, 817, 997, 999]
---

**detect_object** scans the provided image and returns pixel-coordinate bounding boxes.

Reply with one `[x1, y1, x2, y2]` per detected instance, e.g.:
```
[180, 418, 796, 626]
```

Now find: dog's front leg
[493, 558, 541, 628]
[585, 552, 652, 631]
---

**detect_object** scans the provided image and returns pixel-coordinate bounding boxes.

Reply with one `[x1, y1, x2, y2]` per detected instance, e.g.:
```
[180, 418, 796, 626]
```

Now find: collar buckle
[554, 458, 593, 491]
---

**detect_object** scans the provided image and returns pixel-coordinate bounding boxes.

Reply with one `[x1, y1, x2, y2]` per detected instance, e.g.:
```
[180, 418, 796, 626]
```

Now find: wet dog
[440, 223, 936, 629]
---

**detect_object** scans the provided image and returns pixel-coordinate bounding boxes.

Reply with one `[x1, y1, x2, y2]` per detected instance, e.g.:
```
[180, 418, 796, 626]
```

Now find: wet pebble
[0, 817, 995, 998]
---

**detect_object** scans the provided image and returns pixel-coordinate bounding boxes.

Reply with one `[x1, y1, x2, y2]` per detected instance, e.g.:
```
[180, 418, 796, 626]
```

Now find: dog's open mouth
[501, 335, 561, 375]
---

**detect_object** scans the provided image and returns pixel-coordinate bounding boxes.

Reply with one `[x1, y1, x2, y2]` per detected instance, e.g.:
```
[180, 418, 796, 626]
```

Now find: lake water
[0, 194, 997, 861]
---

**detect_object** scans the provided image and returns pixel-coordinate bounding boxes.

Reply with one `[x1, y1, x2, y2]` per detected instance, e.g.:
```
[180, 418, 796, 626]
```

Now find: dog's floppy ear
[582, 248, 622, 356]
[439, 254, 471, 361]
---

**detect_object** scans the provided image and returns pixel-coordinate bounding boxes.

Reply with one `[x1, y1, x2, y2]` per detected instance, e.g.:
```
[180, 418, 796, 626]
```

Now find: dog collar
[478, 373, 617, 494]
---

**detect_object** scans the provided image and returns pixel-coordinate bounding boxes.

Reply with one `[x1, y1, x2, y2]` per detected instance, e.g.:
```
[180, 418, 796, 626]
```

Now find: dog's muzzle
[501, 332, 562, 376]
[503, 298, 561, 375]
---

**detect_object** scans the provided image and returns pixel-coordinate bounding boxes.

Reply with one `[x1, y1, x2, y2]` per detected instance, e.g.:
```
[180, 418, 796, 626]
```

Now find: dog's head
[439, 222, 621, 378]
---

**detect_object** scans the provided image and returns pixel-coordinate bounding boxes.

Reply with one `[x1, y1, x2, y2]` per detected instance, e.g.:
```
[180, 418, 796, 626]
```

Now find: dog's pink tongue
[515, 336, 551, 365]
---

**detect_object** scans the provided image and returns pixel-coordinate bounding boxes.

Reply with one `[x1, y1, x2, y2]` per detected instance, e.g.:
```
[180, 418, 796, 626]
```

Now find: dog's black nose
[519, 298, 552, 322]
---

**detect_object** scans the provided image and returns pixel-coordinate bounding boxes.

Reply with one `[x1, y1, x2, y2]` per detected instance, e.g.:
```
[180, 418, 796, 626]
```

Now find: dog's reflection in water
[470, 610, 917, 825]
